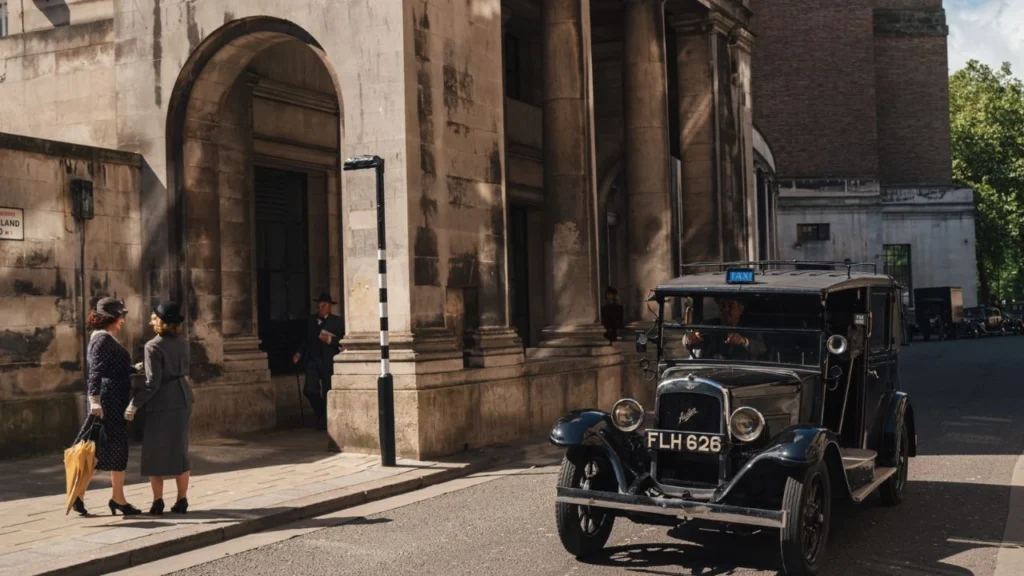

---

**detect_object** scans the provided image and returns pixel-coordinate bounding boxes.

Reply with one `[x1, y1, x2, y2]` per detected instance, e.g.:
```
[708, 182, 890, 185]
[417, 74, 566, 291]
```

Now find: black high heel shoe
[72, 497, 88, 516]
[149, 499, 165, 515]
[108, 500, 142, 516]
[170, 498, 189, 514]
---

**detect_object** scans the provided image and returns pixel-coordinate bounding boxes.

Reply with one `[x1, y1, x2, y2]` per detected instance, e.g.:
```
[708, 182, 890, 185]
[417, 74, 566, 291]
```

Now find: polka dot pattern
[74, 331, 132, 472]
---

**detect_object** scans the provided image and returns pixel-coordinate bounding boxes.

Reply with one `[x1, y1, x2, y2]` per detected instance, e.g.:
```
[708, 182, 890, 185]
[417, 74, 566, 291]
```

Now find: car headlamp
[729, 407, 765, 442]
[611, 399, 645, 432]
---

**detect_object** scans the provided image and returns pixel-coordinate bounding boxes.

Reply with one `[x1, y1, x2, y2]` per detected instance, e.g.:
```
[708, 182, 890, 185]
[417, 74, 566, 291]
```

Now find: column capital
[669, 9, 751, 39]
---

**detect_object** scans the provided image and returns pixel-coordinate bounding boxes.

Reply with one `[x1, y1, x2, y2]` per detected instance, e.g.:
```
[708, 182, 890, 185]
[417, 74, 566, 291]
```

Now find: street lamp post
[342, 154, 396, 467]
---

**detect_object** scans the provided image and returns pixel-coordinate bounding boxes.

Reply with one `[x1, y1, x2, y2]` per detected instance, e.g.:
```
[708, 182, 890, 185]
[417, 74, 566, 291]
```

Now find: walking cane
[294, 362, 305, 426]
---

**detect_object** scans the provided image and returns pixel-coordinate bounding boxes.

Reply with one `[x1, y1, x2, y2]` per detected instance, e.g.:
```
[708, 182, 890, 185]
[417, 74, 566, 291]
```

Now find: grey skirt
[140, 406, 192, 478]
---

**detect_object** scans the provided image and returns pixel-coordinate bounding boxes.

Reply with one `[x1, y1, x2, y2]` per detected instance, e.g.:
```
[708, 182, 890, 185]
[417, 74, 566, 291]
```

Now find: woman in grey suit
[124, 301, 194, 515]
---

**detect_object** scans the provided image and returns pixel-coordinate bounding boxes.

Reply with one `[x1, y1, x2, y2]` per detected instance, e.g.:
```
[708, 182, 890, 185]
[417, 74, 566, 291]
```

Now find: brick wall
[874, 34, 952, 185]
[749, 0, 880, 179]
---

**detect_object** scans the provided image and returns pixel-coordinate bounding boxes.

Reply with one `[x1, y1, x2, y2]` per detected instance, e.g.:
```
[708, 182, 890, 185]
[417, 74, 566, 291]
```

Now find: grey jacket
[133, 335, 194, 413]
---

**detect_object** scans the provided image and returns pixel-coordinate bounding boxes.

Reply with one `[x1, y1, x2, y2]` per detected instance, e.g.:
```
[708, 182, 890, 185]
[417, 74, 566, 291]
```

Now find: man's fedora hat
[314, 292, 337, 305]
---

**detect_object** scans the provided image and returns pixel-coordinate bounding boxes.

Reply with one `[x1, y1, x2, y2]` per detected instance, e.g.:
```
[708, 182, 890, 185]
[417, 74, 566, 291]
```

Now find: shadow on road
[580, 480, 1020, 575]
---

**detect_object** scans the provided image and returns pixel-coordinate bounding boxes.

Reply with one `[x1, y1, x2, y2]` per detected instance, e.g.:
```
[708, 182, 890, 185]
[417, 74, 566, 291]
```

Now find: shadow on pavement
[0, 430, 348, 504]
[580, 480, 1019, 576]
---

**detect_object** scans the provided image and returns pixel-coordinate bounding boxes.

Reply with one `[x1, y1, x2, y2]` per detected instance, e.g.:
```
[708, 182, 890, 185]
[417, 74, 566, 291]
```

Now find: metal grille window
[503, 33, 521, 100]
[0, 3, 9, 38]
[883, 244, 912, 304]
[797, 223, 830, 242]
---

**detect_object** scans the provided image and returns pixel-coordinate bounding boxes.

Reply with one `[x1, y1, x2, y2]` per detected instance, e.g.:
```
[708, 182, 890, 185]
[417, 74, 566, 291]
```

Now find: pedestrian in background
[601, 286, 625, 343]
[292, 293, 343, 430]
[124, 301, 194, 515]
[71, 297, 142, 516]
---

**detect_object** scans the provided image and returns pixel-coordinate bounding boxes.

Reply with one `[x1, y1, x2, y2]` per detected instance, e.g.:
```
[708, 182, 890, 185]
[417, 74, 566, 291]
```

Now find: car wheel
[780, 461, 831, 576]
[880, 420, 910, 506]
[555, 453, 616, 558]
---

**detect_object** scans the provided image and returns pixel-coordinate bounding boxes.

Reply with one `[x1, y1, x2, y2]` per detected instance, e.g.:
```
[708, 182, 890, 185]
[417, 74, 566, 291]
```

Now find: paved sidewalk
[0, 430, 556, 576]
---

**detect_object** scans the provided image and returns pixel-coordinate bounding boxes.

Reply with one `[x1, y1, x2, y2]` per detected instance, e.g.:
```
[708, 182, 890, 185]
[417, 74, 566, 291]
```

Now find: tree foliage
[949, 60, 1024, 304]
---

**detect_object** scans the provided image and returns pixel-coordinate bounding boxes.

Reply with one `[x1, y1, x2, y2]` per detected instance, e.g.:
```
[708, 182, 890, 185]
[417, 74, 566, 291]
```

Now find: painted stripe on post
[378, 250, 386, 260]
[380, 317, 389, 332]
[379, 288, 388, 303]
[378, 274, 388, 289]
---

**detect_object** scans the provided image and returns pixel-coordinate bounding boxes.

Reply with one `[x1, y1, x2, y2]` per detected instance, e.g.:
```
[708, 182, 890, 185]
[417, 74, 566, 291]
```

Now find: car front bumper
[556, 487, 787, 529]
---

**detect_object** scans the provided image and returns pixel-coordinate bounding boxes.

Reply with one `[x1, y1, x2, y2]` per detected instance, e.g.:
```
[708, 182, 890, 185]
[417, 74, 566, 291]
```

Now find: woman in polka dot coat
[70, 297, 142, 516]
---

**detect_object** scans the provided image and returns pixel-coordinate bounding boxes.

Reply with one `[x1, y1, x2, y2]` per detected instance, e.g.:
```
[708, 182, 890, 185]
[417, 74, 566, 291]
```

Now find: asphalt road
[172, 335, 1024, 576]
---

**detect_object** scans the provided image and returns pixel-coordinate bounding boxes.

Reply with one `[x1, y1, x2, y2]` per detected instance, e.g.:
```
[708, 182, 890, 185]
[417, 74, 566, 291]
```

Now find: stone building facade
[0, 0, 765, 459]
[749, 0, 979, 308]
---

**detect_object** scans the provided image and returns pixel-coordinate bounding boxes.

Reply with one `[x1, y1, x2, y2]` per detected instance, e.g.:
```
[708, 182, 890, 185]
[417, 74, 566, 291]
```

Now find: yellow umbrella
[64, 423, 102, 515]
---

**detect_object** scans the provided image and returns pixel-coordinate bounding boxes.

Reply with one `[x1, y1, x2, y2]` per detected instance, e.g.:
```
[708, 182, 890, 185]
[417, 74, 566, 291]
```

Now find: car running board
[850, 467, 897, 503]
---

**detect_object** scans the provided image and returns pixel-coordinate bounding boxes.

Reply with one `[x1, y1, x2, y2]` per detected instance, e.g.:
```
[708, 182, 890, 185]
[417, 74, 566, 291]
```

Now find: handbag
[74, 416, 107, 451]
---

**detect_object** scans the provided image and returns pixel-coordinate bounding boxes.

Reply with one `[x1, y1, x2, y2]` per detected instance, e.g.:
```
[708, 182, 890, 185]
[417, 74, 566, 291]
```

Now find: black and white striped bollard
[343, 154, 396, 467]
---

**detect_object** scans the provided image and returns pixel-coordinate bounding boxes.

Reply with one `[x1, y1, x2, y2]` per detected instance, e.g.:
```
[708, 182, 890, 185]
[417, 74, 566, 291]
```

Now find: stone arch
[165, 16, 344, 383]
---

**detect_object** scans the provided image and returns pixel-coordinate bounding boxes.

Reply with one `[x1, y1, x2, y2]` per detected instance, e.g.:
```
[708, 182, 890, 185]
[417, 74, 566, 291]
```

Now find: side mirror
[826, 334, 849, 356]
[635, 331, 648, 354]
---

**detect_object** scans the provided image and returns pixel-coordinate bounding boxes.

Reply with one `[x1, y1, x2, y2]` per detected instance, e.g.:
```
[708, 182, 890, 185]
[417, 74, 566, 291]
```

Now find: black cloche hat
[153, 301, 185, 324]
[95, 297, 128, 318]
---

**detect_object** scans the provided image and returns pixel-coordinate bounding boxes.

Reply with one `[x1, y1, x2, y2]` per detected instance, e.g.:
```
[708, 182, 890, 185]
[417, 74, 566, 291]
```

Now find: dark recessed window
[797, 223, 830, 243]
[504, 33, 521, 100]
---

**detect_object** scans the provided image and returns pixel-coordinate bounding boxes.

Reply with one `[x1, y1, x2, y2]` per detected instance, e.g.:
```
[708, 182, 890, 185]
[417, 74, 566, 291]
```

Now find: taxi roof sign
[725, 268, 755, 284]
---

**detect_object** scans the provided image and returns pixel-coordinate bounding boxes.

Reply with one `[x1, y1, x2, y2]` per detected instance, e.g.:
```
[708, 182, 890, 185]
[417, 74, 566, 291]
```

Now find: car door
[863, 287, 895, 450]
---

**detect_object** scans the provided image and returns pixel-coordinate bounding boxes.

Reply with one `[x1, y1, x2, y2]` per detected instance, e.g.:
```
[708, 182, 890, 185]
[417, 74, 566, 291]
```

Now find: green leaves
[950, 60, 1024, 303]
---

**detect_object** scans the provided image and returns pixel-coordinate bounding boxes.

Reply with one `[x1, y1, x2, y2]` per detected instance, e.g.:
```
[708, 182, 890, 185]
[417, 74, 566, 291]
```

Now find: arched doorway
[165, 18, 344, 423]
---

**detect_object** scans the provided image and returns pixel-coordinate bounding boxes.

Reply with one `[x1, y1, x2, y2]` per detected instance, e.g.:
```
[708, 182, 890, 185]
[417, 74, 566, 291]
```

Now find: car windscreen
[658, 293, 823, 367]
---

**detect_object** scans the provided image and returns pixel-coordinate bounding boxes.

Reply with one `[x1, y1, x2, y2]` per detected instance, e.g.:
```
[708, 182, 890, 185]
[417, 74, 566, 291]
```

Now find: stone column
[533, 0, 612, 355]
[622, 0, 672, 323]
[673, 13, 752, 267]
[461, 4, 525, 369]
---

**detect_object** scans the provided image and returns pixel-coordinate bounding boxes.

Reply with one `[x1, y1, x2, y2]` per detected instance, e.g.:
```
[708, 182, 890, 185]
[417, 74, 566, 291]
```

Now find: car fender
[881, 392, 917, 465]
[550, 410, 640, 493]
[713, 425, 852, 502]
[549, 410, 618, 447]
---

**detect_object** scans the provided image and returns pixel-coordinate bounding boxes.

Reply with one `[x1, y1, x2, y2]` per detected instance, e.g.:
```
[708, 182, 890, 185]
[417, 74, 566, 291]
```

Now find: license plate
[646, 430, 724, 454]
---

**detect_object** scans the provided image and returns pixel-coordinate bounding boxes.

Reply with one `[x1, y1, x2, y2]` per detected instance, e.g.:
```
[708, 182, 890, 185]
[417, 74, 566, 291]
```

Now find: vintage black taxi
[549, 262, 917, 576]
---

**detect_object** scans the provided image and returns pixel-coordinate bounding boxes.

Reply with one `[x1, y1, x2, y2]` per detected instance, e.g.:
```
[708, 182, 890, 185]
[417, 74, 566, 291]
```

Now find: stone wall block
[477, 377, 531, 446]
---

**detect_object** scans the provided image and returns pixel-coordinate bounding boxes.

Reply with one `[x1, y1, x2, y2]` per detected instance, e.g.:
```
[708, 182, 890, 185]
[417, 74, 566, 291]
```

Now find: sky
[947, 0, 1024, 74]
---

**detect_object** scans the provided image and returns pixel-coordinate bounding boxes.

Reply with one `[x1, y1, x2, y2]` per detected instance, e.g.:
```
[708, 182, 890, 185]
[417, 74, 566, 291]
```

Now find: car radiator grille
[655, 392, 724, 487]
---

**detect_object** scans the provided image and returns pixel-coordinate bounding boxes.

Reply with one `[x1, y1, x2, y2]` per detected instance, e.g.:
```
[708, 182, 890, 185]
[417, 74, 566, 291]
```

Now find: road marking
[995, 450, 1024, 576]
[107, 459, 559, 576]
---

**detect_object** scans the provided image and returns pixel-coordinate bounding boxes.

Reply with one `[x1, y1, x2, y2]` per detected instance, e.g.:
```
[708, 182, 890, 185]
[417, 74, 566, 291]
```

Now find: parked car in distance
[963, 306, 1009, 337]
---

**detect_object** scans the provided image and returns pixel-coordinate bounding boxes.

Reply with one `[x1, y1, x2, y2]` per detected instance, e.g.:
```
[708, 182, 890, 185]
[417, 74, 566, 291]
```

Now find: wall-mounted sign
[0, 207, 24, 241]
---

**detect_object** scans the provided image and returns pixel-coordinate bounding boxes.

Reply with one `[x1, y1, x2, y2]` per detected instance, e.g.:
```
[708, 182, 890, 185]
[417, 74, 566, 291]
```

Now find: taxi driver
[683, 297, 766, 360]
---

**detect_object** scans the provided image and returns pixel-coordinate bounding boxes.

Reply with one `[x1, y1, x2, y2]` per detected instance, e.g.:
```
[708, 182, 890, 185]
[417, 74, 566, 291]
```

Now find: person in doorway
[601, 286, 625, 343]
[124, 301, 194, 515]
[292, 293, 344, 430]
[70, 297, 142, 516]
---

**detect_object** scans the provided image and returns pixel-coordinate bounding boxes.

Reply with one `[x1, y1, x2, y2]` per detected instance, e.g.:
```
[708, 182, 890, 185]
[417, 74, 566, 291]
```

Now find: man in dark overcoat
[292, 293, 344, 430]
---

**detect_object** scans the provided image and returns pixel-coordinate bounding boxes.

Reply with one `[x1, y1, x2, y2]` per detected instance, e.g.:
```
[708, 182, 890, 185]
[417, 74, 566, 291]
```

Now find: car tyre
[779, 460, 831, 576]
[555, 453, 616, 558]
[880, 419, 910, 506]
